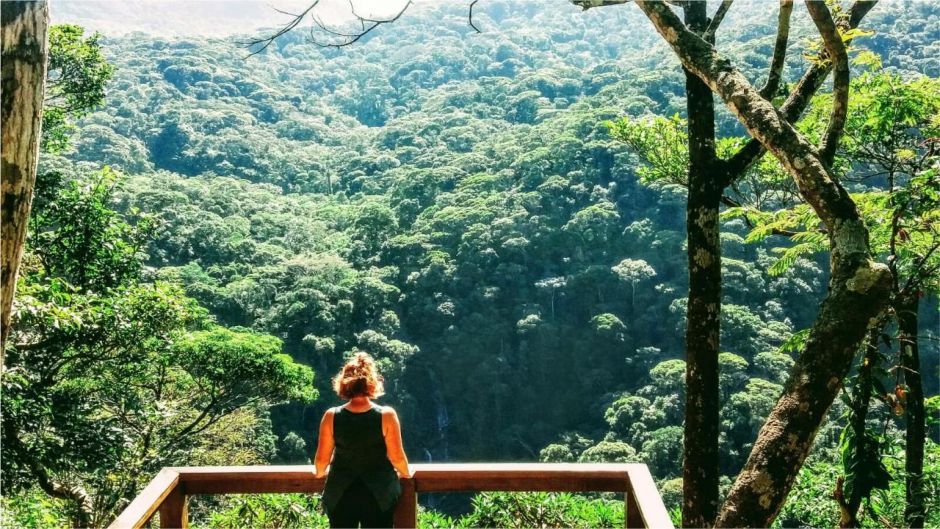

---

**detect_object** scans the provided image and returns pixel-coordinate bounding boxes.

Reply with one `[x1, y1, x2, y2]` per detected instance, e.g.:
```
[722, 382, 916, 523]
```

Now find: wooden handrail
[107, 463, 673, 529]
[108, 468, 179, 529]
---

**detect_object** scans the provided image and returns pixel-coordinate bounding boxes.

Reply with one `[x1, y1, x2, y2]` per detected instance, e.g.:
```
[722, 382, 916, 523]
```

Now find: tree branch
[805, 0, 849, 168]
[468, 0, 481, 33]
[899, 239, 940, 296]
[759, 0, 793, 99]
[572, 0, 631, 9]
[702, 0, 733, 43]
[721, 0, 877, 184]
[243, 0, 322, 56]
[3, 421, 95, 526]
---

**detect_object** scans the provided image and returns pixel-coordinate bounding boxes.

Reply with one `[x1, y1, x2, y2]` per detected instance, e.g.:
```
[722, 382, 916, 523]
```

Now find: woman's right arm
[382, 407, 411, 478]
[313, 409, 335, 478]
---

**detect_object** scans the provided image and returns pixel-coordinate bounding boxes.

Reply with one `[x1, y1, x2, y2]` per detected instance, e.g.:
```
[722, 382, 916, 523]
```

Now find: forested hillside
[4, 0, 939, 527]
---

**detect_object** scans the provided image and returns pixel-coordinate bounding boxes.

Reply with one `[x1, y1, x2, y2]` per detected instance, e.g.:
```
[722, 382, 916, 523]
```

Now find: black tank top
[322, 404, 401, 513]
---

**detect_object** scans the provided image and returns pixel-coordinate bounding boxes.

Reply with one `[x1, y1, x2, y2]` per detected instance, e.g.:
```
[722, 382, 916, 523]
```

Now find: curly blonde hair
[332, 352, 385, 399]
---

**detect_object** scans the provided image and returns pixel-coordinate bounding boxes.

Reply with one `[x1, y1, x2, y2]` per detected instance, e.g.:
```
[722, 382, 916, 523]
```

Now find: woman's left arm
[313, 409, 335, 478]
[382, 407, 411, 478]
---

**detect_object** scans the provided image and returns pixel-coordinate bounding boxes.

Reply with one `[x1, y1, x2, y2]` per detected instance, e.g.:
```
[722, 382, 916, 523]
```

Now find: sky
[51, 0, 422, 37]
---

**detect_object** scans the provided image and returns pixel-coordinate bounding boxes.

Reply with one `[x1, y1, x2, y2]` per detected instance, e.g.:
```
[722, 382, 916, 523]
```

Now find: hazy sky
[52, 0, 423, 37]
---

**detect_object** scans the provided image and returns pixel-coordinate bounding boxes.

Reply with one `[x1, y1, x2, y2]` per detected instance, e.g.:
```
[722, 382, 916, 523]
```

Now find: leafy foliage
[42, 25, 114, 153]
[2, 168, 315, 526]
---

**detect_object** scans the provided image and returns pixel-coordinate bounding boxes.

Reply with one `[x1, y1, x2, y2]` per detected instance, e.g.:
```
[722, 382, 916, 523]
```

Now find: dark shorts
[327, 477, 395, 528]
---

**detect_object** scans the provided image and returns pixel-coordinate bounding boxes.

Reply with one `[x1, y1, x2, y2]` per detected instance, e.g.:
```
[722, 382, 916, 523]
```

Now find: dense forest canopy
[2, 0, 938, 527]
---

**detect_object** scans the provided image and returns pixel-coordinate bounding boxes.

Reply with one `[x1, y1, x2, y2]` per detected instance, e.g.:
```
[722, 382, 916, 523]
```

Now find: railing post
[393, 476, 417, 528]
[158, 484, 188, 529]
[625, 489, 643, 529]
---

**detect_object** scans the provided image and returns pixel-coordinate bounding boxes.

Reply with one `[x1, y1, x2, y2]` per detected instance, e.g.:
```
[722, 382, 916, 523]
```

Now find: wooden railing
[108, 463, 674, 529]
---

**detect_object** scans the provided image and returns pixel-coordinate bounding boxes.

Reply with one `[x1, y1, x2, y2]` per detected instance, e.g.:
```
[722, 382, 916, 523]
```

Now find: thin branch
[899, 240, 940, 296]
[312, 0, 412, 48]
[702, 0, 733, 43]
[243, 1, 322, 56]
[721, 0, 878, 185]
[310, 13, 371, 39]
[759, 0, 793, 99]
[805, 0, 849, 167]
[271, 6, 303, 18]
[348, 0, 384, 23]
[245, 0, 413, 53]
[159, 394, 219, 453]
[720, 194, 742, 208]
[572, 0, 630, 9]
[469, 0, 481, 33]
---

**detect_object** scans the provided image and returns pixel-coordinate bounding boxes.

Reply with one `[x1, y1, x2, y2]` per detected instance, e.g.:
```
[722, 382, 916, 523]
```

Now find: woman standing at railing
[314, 352, 412, 528]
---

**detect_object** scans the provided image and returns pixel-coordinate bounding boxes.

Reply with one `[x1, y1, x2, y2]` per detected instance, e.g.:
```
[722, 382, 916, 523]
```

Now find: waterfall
[425, 366, 450, 462]
[422, 367, 452, 512]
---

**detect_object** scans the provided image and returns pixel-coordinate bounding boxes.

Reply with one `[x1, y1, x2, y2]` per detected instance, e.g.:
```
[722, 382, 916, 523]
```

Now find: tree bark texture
[633, 2, 893, 526]
[680, 2, 721, 526]
[837, 328, 878, 528]
[1, 0, 49, 359]
[898, 294, 925, 528]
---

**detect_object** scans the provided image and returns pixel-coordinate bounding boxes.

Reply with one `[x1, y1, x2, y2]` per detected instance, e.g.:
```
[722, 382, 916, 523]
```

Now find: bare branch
[759, 0, 793, 99]
[469, 0, 481, 33]
[571, 0, 630, 9]
[243, 1, 322, 56]
[245, 0, 412, 53]
[702, 0, 733, 43]
[805, 0, 849, 167]
[349, 0, 397, 24]
[573, 0, 690, 9]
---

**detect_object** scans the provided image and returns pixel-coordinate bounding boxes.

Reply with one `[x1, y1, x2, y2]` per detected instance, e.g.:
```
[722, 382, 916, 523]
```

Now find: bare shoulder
[381, 406, 399, 420]
[321, 407, 335, 424]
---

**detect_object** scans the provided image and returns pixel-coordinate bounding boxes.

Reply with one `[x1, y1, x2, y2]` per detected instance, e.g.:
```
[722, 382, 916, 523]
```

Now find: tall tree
[716, 67, 940, 527]
[839, 71, 939, 528]
[616, 2, 892, 526]
[606, 1, 874, 524]
[1, 0, 49, 358]
[834, 326, 890, 528]
[2, 167, 318, 526]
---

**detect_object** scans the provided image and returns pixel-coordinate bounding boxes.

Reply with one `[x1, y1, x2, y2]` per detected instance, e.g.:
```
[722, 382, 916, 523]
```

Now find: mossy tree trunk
[898, 294, 925, 528]
[1, 0, 49, 360]
[679, 2, 722, 526]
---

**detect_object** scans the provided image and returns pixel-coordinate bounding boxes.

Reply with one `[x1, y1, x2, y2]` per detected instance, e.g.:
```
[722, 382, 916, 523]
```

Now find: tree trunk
[898, 294, 925, 528]
[633, 2, 893, 526]
[2, 420, 95, 527]
[836, 327, 878, 528]
[680, 3, 721, 526]
[1, 0, 49, 360]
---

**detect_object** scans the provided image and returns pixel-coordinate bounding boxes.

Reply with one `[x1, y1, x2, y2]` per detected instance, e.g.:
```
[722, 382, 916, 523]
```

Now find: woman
[314, 352, 411, 528]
